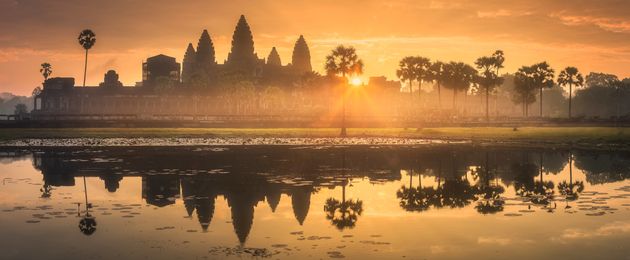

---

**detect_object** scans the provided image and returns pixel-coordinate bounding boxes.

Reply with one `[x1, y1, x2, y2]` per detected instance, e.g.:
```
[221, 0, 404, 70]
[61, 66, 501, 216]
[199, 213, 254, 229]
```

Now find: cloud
[551, 13, 630, 33]
[477, 236, 512, 246]
[553, 221, 630, 243]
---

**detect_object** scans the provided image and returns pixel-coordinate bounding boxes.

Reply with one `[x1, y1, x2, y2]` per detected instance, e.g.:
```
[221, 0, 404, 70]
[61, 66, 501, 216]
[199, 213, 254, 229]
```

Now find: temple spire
[196, 29, 216, 69]
[182, 43, 196, 84]
[291, 35, 312, 74]
[226, 15, 257, 72]
[266, 47, 281, 66]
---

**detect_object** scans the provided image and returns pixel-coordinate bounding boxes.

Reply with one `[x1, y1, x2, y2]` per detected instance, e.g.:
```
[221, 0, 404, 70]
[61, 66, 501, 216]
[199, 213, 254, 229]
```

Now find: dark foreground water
[0, 145, 629, 259]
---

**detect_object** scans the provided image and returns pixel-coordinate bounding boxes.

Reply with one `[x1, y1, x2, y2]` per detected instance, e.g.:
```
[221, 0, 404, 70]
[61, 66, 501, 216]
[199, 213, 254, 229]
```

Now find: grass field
[0, 127, 629, 144]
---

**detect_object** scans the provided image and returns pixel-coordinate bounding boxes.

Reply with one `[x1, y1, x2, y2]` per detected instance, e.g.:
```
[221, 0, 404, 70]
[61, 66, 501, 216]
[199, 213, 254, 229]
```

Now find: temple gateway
[33, 15, 314, 118]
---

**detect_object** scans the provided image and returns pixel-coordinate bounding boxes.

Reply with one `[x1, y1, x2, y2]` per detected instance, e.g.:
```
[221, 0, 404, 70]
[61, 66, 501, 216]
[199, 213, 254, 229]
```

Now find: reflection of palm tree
[440, 177, 477, 208]
[324, 150, 363, 230]
[558, 152, 584, 201]
[40, 183, 52, 198]
[532, 154, 555, 205]
[79, 216, 97, 236]
[513, 153, 539, 198]
[433, 152, 478, 209]
[396, 171, 432, 212]
[474, 152, 505, 214]
[324, 179, 363, 230]
[475, 185, 505, 214]
[78, 176, 97, 236]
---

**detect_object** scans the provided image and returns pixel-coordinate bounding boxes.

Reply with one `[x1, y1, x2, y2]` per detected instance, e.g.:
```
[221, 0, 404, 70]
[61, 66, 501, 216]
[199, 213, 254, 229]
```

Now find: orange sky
[1, 0, 629, 95]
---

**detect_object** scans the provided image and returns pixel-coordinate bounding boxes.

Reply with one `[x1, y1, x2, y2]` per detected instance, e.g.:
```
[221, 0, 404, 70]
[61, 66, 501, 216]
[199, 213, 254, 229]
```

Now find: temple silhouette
[31, 15, 316, 118]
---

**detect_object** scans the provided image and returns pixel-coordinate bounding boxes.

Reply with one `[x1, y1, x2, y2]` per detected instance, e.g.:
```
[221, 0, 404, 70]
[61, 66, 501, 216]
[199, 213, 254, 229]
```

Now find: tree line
[396, 51, 630, 120]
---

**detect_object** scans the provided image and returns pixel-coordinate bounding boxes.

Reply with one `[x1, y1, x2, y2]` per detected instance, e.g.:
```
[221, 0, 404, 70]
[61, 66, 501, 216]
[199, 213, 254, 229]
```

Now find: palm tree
[40, 63, 52, 80]
[32, 87, 42, 97]
[557, 67, 584, 119]
[413, 56, 432, 101]
[429, 61, 446, 109]
[397, 56, 417, 102]
[325, 45, 364, 137]
[78, 29, 96, 88]
[513, 66, 538, 117]
[443, 62, 477, 113]
[491, 50, 505, 117]
[492, 50, 505, 75]
[475, 52, 504, 122]
[531, 62, 555, 117]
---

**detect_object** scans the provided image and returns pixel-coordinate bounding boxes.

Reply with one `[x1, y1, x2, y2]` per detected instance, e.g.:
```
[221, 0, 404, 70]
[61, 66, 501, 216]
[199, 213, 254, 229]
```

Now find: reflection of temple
[20, 145, 630, 243]
[142, 175, 180, 207]
[32, 15, 313, 117]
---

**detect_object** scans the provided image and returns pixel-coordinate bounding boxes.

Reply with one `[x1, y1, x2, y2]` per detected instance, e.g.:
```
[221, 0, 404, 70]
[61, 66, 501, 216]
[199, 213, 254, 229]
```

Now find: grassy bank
[0, 127, 629, 144]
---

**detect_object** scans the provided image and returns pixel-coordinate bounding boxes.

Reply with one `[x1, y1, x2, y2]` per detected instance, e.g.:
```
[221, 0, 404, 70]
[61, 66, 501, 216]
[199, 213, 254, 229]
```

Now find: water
[0, 145, 629, 259]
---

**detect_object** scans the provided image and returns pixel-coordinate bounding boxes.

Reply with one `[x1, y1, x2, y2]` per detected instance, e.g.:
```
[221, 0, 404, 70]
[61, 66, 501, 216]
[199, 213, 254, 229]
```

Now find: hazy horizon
[2, 0, 630, 95]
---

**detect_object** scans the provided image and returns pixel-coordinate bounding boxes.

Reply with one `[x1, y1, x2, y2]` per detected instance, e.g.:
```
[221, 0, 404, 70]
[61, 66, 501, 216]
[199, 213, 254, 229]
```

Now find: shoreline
[0, 126, 629, 150]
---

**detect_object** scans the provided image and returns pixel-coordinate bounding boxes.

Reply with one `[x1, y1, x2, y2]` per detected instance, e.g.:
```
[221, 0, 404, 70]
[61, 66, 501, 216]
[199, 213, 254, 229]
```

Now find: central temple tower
[225, 15, 260, 75]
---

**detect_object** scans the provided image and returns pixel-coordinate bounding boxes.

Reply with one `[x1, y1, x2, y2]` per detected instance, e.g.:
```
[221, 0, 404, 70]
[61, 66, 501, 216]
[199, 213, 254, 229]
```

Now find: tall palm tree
[413, 56, 432, 101]
[514, 66, 538, 117]
[40, 63, 52, 80]
[443, 62, 477, 112]
[557, 67, 584, 119]
[32, 87, 42, 97]
[397, 56, 417, 101]
[78, 29, 96, 88]
[475, 56, 496, 122]
[531, 62, 555, 117]
[429, 61, 446, 109]
[325, 45, 364, 137]
[491, 50, 505, 117]
[492, 50, 505, 75]
[475, 51, 504, 122]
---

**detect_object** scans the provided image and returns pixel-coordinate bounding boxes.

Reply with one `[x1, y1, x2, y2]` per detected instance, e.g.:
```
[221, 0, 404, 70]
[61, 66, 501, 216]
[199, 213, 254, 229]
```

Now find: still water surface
[1, 146, 629, 259]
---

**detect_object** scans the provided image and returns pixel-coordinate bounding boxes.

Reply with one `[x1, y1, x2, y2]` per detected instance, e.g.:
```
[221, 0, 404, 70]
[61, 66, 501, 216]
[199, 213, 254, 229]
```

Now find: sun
[349, 76, 363, 87]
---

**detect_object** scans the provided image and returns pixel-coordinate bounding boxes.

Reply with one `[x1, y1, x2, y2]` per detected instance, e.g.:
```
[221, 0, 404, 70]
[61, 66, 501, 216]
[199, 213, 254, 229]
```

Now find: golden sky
[1, 0, 630, 95]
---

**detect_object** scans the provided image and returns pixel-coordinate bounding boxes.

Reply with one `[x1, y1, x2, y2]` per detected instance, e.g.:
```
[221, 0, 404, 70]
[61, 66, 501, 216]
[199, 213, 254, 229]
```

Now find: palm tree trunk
[83, 176, 89, 215]
[485, 151, 489, 186]
[438, 83, 442, 110]
[452, 89, 457, 111]
[418, 81, 422, 106]
[485, 86, 489, 122]
[526, 103, 529, 117]
[539, 153, 543, 183]
[569, 152, 573, 191]
[83, 49, 88, 87]
[480, 91, 483, 114]
[409, 80, 413, 115]
[341, 72, 347, 137]
[539, 87, 543, 117]
[569, 83, 573, 119]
